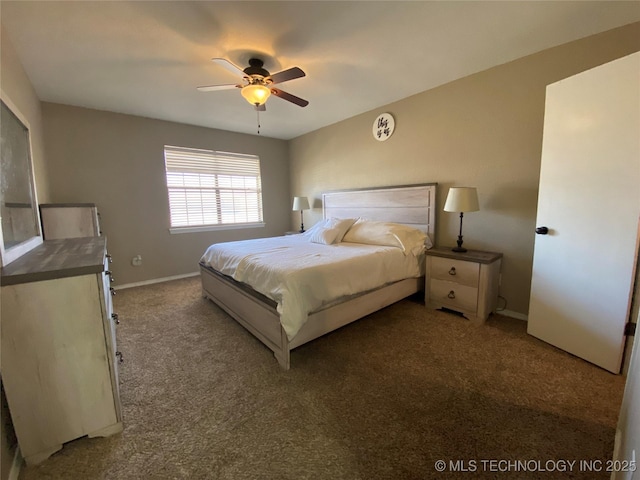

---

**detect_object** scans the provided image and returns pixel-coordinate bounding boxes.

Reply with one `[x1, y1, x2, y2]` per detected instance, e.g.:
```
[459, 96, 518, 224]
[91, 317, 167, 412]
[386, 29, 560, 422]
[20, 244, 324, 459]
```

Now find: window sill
[169, 223, 265, 234]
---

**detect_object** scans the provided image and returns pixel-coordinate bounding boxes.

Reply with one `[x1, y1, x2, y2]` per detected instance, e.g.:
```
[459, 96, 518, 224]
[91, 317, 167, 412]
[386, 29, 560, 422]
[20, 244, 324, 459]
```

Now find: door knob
[535, 226, 549, 235]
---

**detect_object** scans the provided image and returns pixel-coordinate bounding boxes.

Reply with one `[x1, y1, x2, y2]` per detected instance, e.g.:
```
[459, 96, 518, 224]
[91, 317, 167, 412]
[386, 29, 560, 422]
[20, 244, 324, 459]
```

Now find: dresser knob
[448, 290, 456, 299]
[115, 351, 124, 363]
[110, 287, 116, 296]
[112, 313, 120, 324]
[448, 267, 456, 275]
[106, 253, 113, 263]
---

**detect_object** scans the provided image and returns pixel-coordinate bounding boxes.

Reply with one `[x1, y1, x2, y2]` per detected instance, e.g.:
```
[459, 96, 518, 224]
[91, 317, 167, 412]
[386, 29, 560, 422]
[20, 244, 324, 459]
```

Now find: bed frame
[200, 183, 437, 369]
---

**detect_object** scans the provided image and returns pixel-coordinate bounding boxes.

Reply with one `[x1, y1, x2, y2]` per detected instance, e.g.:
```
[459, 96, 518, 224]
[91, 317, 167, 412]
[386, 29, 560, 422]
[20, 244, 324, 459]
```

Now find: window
[164, 145, 264, 232]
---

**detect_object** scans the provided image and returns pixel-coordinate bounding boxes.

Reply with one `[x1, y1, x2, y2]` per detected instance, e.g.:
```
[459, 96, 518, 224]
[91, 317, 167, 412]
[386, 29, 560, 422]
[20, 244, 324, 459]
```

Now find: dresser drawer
[430, 257, 479, 287]
[430, 279, 478, 312]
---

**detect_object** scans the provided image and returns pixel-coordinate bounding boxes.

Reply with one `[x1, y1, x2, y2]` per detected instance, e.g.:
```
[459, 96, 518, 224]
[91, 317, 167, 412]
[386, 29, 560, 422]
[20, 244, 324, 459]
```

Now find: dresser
[425, 247, 502, 323]
[0, 237, 122, 465]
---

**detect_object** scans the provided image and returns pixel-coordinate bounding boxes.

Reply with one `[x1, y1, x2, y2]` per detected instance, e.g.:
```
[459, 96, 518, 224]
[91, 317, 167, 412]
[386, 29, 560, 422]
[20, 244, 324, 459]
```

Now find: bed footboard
[200, 264, 291, 369]
[200, 264, 423, 370]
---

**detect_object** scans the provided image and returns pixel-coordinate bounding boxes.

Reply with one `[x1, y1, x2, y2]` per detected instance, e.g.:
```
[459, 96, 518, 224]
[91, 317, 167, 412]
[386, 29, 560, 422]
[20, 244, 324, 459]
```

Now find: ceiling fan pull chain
[256, 107, 261, 135]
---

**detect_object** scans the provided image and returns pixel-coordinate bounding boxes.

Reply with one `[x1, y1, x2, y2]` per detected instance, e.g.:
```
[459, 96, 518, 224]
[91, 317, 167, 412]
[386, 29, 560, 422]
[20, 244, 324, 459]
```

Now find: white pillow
[307, 218, 356, 245]
[327, 217, 357, 243]
[342, 219, 430, 255]
[308, 225, 339, 245]
[302, 219, 329, 238]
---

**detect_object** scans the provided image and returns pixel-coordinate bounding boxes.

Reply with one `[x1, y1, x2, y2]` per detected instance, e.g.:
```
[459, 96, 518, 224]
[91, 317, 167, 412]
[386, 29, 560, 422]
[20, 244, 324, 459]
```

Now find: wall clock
[372, 113, 395, 141]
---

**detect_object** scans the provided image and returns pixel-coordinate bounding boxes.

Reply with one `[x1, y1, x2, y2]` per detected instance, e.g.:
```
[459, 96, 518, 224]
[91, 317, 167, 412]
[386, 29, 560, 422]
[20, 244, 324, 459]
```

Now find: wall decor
[372, 113, 395, 141]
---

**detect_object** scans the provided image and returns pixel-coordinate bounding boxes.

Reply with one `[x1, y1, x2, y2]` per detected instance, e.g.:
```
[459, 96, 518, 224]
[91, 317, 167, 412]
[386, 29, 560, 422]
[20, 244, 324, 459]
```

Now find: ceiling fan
[198, 58, 309, 110]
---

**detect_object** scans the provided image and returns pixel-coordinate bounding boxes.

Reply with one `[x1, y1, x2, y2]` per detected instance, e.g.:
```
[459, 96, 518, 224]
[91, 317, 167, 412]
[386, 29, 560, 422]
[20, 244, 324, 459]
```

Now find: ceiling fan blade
[197, 84, 241, 92]
[267, 67, 306, 85]
[211, 57, 246, 77]
[270, 88, 309, 107]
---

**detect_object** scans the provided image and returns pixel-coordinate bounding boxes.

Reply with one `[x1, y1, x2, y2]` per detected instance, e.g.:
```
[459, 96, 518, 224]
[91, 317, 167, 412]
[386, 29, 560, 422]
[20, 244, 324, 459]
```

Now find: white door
[612, 311, 640, 480]
[527, 52, 640, 374]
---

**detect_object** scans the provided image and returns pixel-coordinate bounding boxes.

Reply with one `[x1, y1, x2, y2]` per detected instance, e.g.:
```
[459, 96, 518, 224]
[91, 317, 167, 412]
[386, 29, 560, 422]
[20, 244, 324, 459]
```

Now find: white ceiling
[2, 1, 639, 140]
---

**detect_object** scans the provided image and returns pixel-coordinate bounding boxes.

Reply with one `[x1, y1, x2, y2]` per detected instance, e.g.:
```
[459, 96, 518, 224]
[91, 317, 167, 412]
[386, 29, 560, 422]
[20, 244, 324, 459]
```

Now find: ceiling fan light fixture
[201, 58, 308, 109]
[241, 84, 271, 106]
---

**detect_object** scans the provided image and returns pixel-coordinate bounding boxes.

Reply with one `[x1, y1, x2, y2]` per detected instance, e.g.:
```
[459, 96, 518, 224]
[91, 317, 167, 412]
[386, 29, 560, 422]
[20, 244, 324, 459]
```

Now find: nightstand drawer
[430, 257, 479, 287]
[430, 279, 478, 312]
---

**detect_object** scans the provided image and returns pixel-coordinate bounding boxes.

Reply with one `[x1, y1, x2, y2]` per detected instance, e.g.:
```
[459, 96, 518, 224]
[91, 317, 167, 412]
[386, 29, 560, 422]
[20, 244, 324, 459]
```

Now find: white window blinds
[164, 146, 263, 229]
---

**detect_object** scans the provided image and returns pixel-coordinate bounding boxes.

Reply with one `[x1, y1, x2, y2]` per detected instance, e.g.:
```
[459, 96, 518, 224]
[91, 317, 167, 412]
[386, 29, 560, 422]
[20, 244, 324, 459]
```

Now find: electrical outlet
[132, 255, 142, 267]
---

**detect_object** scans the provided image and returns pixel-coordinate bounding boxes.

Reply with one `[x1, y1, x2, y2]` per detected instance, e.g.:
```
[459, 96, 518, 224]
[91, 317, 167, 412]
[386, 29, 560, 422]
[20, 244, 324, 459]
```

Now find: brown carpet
[19, 276, 625, 479]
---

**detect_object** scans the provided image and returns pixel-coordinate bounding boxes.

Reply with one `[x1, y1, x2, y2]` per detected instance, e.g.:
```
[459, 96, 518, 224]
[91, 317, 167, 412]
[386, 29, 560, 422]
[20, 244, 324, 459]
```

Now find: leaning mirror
[0, 93, 42, 266]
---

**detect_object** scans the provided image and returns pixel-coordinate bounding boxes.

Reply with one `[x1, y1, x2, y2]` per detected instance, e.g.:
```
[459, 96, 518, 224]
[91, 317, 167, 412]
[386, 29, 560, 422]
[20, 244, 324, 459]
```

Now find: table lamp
[443, 187, 479, 252]
[292, 196, 310, 233]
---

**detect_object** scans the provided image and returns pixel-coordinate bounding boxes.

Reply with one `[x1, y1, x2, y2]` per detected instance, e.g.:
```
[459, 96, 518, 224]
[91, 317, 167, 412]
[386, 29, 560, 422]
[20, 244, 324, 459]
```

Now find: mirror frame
[0, 90, 42, 267]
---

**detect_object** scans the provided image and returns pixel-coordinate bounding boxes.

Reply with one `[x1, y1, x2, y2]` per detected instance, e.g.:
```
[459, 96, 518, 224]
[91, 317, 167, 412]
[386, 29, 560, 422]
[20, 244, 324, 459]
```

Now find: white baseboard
[498, 309, 528, 321]
[114, 272, 200, 290]
[9, 446, 22, 480]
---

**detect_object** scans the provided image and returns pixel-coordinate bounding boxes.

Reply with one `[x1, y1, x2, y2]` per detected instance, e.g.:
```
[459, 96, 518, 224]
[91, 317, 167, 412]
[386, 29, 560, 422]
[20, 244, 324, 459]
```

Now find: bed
[199, 184, 437, 369]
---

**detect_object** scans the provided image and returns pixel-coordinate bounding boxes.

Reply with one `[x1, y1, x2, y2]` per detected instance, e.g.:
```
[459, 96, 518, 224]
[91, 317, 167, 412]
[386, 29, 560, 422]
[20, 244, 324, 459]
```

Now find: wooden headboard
[322, 184, 437, 243]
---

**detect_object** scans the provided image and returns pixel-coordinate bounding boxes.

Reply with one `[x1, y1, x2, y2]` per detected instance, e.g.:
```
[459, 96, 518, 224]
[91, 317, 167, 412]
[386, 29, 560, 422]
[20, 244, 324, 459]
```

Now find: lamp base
[452, 234, 466, 253]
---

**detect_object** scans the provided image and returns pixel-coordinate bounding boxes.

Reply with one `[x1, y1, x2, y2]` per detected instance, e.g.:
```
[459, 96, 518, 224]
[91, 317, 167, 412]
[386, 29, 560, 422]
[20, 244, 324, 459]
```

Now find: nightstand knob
[448, 267, 456, 275]
[448, 290, 456, 299]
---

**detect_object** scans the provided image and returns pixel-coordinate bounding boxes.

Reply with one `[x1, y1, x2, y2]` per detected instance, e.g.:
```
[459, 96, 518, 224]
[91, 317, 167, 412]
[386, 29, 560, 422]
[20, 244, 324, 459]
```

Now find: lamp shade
[292, 196, 310, 211]
[443, 187, 479, 213]
[241, 84, 271, 106]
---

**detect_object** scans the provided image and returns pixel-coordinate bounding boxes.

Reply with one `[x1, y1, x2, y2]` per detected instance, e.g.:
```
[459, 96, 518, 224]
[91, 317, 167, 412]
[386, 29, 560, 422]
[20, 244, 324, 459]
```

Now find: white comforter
[199, 235, 423, 340]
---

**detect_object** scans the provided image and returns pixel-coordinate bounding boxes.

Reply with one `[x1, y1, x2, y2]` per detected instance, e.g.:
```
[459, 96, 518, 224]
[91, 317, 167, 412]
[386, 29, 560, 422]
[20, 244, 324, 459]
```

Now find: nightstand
[425, 247, 502, 324]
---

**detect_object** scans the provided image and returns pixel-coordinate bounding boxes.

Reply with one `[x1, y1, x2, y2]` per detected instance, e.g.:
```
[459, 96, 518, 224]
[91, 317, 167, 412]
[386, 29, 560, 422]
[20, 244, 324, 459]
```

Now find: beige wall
[0, 24, 51, 480]
[289, 22, 640, 318]
[42, 103, 290, 286]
